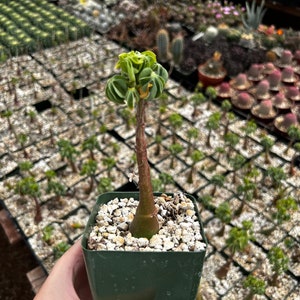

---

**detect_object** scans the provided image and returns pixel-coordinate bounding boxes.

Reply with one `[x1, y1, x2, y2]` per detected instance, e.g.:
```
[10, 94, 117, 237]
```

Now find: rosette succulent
[105, 50, 168, 238]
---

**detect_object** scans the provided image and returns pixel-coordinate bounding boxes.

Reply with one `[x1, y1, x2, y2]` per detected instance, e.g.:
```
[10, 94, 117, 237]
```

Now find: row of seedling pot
[0, 0, 91, 59]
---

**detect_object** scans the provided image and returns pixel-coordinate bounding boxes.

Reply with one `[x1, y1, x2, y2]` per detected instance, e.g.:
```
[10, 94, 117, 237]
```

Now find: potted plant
[243, 274, 266, 300]
[197, 51, 227, 87]
[81, 50, 207, 300]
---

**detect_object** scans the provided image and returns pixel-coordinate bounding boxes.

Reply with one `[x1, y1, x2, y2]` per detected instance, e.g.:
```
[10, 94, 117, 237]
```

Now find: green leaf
[125, 88, 140, 109]
[105, 75, 128, 104]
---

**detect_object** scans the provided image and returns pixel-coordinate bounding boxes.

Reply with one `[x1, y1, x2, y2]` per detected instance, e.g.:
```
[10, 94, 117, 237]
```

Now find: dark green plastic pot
[81, 192, 207, 300]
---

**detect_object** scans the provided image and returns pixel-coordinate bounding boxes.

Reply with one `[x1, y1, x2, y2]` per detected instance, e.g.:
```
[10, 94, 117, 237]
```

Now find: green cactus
[156, 29, 170, 63]
[170, 35, 184, 66]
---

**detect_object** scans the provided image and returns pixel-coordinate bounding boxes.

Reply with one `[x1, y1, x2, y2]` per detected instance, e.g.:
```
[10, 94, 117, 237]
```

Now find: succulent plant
[226, 28, 241, 43]
[216, 82, 233, 98]
[263, 62, 277, 74]
[247, 63, 264, 80]
[156, 29, 170, 63]
[255, 80, 270, 98]
[230, 73, 251, 90]
[273, 92, 290, 109]
[275, 112, 299, 134]
[243, 275, 266, 298]
[267, 69, 282, 88]
[170, 34, 184, 67]
[233, 91, 255, 109]
[199, 51, 225, 77]
[242, 0, 267, 30]
[267, 247, 289, 287]
[258, 99, 273, 114]
[279, 50, 293, 66]
[281, 66, 296, 82]
[252, 99, 276, 119]
[203, 26, 219, 44]
[261, 35, 278, 50]
[281, 113, 298, 128]
[239, 32, 256, 49]
[105, 50, 168, 239]
[294, 49, 300, 63]
[285, 86, 300, 100]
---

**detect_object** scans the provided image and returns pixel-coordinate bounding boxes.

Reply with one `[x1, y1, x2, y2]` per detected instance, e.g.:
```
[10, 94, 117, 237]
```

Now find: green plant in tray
[243, 274, 266, 300]
[216, 220, 254, 279]
[267, 246, 289, 286]
[45, 170, 66, 203]
[80, 159, 98, 194]
[15, 176, 42, 223]
[57, 139, 79, 173]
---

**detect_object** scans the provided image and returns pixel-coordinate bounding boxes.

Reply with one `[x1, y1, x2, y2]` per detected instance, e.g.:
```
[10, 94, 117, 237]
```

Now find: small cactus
[248, 64, 263, 79]
[281, 113, 298, 128]
[261, 35, 277, 50]
[282, 66, 295, 81]
[280, 50, 293, 65]
[226, 28, 241, 42]
[232, 73, 250, 89]
[203, 26, 219, 43]
[170, 35, 184, 66]
[234, 92, 254, 109]
[236, 74, 248, 85]
[156, 29, 170, 62]
[256, 80, 270, 97]
[273, 92, 286, 107]
[294, 50, 300, 63]
[285, 86, 300, 100]
[256, 99, 274, 116]
[238, 92, 252, 103]
[267, 69, 281, 88]
[217, 82, 232, 97]
[273, 92, 288, 107]
[264, 62, 276, 74]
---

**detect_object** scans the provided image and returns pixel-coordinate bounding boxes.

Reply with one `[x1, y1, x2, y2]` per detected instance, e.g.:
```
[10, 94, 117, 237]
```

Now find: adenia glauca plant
[105, 50, 168, 239]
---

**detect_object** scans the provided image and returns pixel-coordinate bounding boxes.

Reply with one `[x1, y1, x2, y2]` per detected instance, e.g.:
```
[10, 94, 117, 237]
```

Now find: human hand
[34, 239, 92, 300]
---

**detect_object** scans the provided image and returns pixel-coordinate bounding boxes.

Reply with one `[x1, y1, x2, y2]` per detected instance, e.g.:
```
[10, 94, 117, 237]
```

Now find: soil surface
[0, 207, 38, 300]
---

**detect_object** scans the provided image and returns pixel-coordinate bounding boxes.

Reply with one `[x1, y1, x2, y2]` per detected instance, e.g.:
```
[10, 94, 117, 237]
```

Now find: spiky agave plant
[242, 0, 267, 30]
[105, 50, 168, 239]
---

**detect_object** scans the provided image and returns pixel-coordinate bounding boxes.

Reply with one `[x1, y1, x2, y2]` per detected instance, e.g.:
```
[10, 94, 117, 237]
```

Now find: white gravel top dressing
[88, 193, 206, 252]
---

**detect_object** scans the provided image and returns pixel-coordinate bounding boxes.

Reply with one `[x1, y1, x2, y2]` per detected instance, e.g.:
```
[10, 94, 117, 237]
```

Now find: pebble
[164, 240, 175, 250]
[186, 209, 195, 216]
[88, 194, 206, 252]
[117, 222, 129, 231]
[107, 225, 117, 234]
[149, 235, 162, 248]
[113, 236, 125, 246]
[137, 238, 149, 247]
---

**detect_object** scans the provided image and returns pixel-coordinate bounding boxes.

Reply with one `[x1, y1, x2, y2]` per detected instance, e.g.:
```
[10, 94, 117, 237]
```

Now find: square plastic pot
[81, 192, 207, 300]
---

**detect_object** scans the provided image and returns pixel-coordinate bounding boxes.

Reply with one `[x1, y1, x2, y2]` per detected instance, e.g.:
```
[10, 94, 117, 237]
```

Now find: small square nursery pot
[81, 192, 207, 300]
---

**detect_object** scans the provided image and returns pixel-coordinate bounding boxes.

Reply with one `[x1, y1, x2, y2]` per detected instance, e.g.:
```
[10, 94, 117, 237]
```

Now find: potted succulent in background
[81, 50, 207, 300]
[197, 51, 227, 87]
